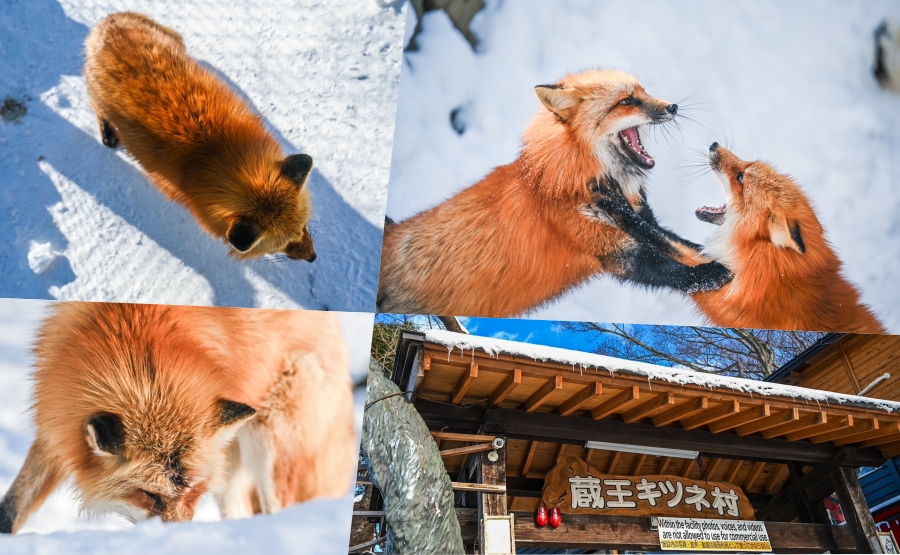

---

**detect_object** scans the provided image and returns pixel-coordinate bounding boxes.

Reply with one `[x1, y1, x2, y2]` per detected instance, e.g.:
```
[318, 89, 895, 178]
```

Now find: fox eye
[141, 490, 162, 505]
[736, 172, 744, 185]
[618, 97, 637, 106]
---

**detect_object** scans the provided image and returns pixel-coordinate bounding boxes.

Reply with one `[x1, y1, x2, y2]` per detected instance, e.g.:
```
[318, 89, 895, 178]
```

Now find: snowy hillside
[387, 0, 900, 331]
[0, 298, 373, 553]
[0, 0, 406, 312]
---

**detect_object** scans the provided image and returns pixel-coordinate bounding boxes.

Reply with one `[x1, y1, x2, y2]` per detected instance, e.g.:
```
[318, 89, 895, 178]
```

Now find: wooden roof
[770, 333, 900, 402]
[410, 333, 900, 461]
[390, 332, 896, 516]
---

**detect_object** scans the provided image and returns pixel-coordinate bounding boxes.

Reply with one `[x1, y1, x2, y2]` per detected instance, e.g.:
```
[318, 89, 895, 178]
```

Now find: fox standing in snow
[691, 144, 885, 333]
[377, 69, 731, 317]
[84, 12, 317, 261]
[0, 303, 355, 533]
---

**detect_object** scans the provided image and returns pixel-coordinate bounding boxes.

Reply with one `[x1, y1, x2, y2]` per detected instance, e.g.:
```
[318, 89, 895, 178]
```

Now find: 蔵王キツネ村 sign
[541, 456, 755, 519]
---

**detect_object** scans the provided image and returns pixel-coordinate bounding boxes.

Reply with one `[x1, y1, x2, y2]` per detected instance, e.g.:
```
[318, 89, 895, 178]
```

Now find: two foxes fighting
[378, 69, 883, 333]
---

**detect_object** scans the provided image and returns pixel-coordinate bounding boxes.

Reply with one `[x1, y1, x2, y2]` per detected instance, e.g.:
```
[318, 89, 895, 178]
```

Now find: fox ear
[86, 413, 126, 457]
[769, 213, 806, 254]
[212, 400, 256, 447]
[226, 218, 260, 252]
[281, 154, 313, 187]
[216, 399, 257, 428]
[534, 85, 582, 122]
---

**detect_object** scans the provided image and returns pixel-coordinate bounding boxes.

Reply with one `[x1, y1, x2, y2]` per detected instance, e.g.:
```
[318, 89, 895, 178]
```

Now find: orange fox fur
[693, 145, 885, 333]
[84, 12, 317, 261]
[0, 303, 354, 533]
[378, 70, 700, 317]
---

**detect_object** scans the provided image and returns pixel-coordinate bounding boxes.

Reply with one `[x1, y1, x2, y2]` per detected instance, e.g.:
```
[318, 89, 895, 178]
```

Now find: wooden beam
[652, 397, 708, 427]
[735, 408, 799, 436]
[762, 411, 827, 439]
[591, 386, 639, 420]
[458, 510, 858, 552]
[682, 400, 740, 431]
[834, 420, 900, 446]
[439, 443, 495, 458]
[831, 465, 881, 552]
[838, 343, 862, 393]
[520, 375, 563, 413]
[479, 440, 507, 517]
[727, 460, 744, 484]
[786, 414, 851, 442]
[451, 363, 478, 404]
[764, 464, 786, 493]
[709, 404, 770, 433]
[622, 392, 675, 424]
[420, 398, 887, 466]
[883, 440, 900, 458]
[631, 454, 647, 476]
[810, 416, 873, 444]
[606, 451, 622, 474]
[744, 461, 767, 491]
[423, 355, 431, 371]
[658, 457, 672, 474]
[489, 368, 521, 407]
[681, 458, 696, 478]
[860, 431, 900, 448]
[558, 381, 602, 416]
[451, 482, 506, 493]
[704, 458, 723, 481]
[521, 441, 538, 477]
[431, 431, 496, 442]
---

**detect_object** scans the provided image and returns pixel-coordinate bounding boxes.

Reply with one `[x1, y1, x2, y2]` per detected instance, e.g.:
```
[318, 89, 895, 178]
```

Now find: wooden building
[389, 330, 900, 553]
[769, 332, 900, 546]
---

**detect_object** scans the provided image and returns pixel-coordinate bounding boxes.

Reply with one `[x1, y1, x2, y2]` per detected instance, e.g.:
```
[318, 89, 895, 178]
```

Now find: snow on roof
[423, 330, 900, 414]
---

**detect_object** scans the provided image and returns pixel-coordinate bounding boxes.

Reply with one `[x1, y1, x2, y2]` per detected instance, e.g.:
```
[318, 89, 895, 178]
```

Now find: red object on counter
[535, 506, 548, 527]
[549, 507, 562, 528]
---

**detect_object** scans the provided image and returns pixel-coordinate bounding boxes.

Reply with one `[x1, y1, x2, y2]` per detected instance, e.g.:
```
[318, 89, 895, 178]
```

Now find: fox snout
[707, 142, 747, 174]
[647, 101, 678, 123]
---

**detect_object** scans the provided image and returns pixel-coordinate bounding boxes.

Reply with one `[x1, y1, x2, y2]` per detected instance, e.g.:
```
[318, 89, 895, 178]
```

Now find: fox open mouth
[696, 204, 726, 226]
[618, 127, 655, 169]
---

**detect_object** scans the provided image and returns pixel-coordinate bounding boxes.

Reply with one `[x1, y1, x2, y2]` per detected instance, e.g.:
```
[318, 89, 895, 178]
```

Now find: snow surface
[0, 298, 373, 553]
[424, 330, 900, 414]
[388, 0, 900, 331]
[0, 0, 406, 312]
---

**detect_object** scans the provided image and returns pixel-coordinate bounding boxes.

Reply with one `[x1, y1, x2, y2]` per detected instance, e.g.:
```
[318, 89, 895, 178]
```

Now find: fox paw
[688, 261, 733, 293]
[100, 120, 119, 148]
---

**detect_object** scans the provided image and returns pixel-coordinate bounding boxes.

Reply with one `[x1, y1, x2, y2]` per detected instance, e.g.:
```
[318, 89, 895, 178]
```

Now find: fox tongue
[620, 127, 654, 167]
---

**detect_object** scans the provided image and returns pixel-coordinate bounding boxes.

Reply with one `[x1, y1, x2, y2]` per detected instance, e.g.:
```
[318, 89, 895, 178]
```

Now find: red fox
[84, 12, 317, 261]
[693, 143, 885, 333]
[0, 303, 355, 533]
[377, 69, 731, 317]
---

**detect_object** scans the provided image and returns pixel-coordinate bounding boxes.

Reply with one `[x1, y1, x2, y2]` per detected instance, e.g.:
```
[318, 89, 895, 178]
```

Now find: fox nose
[666, 103, 678, 114]
[306, 252, 317, 263]
[709, 142, 719, 152]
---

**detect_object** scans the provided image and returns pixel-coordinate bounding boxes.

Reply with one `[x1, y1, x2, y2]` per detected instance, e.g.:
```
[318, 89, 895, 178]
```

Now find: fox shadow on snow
[0, 0, 382, 311]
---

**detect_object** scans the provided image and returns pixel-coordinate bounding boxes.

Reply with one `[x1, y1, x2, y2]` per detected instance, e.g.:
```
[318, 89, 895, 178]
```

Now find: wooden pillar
[478, 437, 507, 553]
[830, 465, 883, 553]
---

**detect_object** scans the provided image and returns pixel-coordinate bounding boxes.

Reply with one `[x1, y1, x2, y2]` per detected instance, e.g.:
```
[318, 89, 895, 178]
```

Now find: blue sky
[458, 317, 600, 353]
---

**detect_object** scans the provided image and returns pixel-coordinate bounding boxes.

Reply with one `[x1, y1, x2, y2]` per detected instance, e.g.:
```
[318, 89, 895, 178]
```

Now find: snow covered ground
[0, 298, 373, 553]
[387, 0, 900, 331]
[0, 0, 406, 312]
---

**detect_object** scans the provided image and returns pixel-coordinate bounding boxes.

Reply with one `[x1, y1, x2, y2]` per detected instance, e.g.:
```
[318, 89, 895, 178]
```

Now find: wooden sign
[541, 456, 755, 520]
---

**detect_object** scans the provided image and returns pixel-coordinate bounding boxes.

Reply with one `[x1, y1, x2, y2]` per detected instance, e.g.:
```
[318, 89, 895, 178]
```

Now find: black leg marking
[100, 119, 119, 148]
[0, 492, 17, 534]
[606, 242, 733, 294]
